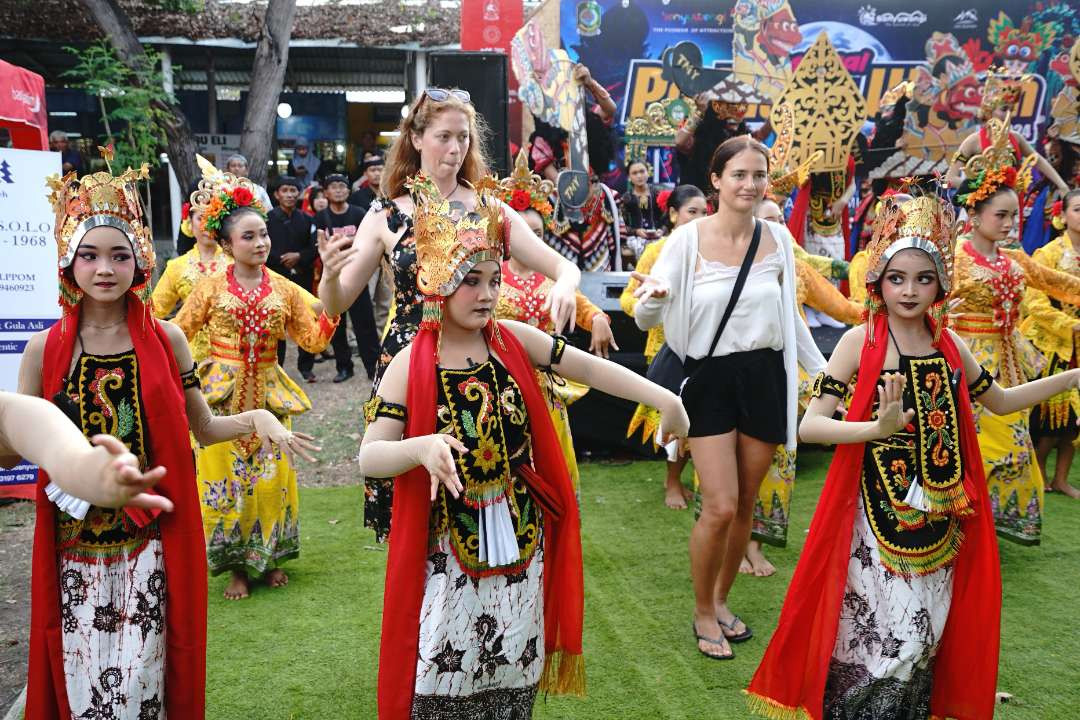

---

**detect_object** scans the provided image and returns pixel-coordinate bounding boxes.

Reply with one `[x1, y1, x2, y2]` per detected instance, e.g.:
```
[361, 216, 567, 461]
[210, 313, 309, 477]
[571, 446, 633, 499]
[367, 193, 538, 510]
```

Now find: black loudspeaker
[428, 51, 511, 177]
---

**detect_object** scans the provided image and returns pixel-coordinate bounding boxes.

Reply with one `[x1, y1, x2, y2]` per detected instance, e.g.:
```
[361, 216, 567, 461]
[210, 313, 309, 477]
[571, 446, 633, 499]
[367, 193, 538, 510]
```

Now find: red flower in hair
[510, 189, 531, 212]
[232, 187, 254, 206]
[181, 202, 191, 220]
[656, 189, 673, 214]
[1002, 166, 1017, 187]
[1051, 199, 1063, 217]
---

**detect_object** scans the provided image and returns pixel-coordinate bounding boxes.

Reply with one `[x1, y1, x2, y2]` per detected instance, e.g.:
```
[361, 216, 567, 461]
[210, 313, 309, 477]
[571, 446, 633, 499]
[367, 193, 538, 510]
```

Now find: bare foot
[746, 541, 777, 577]
[1050, 480, 1080, 499]
[223, 571, 250, 600]
[665, 481, 689, 510]
[739, 556, 754, 574]
[265, 568, 289, 588]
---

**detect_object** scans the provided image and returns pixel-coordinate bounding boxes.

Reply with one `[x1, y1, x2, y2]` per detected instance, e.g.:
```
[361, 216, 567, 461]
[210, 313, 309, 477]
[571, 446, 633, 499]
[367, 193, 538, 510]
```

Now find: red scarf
[747, 313, 1001, 720]
[377, 321, 584, 719]
[26, 297, 207, 719]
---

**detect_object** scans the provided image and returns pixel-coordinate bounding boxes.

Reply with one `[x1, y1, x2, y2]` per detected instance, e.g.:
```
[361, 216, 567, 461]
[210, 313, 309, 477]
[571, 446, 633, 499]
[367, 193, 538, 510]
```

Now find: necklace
[82, 316, 127, 331]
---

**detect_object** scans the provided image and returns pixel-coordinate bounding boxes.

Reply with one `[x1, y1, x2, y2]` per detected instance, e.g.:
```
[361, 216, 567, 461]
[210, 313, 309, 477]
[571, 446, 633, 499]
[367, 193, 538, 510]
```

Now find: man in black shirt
[348, 152, 384, 213]
[314, 173, 380, 383]
[267, 176, 319, 381]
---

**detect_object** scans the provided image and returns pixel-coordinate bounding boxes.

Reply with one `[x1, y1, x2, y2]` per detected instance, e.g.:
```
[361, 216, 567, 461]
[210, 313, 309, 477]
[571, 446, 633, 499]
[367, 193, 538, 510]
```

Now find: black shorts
[681, 348, 787, 443]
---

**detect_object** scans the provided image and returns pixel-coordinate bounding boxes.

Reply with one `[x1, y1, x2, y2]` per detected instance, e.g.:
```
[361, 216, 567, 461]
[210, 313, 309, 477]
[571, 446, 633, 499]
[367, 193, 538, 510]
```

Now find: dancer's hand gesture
[874, 373, 914, 439]
[86, 435, 172, 512]
[658, 397, 691, 445]
[252, 409, 320, 465]
[317, 229, 358, 281]
[588, 314, 619, 358]
[419, 434, 467, 501]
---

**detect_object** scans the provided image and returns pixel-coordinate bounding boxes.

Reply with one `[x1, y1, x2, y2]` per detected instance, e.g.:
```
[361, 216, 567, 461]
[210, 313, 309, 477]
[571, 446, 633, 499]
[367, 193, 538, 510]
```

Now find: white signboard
[0, 147, 62, 490]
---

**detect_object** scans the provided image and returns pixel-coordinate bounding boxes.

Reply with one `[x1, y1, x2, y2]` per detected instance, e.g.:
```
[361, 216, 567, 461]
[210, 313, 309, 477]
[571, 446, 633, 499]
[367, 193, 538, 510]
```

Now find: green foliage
[148, 0, 204, 11]
[61, 41, 174, 171]
[205, 452, 1080, 718]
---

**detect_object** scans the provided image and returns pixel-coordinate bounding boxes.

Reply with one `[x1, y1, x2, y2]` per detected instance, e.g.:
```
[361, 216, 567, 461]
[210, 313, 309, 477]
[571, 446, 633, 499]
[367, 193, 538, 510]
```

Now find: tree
[240, 0, 297, 187]
[80, 0, 200, 192]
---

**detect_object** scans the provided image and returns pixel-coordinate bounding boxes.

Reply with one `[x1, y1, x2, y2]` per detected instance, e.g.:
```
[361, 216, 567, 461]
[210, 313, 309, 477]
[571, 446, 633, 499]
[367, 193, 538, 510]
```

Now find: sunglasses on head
[423, 87, 472, 104]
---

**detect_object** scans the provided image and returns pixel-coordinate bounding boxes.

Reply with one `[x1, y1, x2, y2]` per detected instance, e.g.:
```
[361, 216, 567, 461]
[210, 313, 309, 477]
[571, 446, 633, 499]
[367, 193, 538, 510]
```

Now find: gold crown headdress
[410, 173, 506, 333]
[498, 149, 555, 230]
[45, 145, 154, 313]
[864, 192, 956, 341]
[955, 114, 1028, 208]
[189, 155, 267, 242]
[979, 67, 1029, 119]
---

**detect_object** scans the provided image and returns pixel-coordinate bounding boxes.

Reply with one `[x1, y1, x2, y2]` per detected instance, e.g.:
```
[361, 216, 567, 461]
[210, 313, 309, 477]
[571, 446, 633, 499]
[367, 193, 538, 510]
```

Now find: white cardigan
[634, 217, 826, 450]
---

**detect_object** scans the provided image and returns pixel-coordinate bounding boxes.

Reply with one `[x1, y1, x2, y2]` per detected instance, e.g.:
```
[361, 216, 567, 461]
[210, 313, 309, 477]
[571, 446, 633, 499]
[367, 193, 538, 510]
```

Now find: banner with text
[0, 147, 61, 495]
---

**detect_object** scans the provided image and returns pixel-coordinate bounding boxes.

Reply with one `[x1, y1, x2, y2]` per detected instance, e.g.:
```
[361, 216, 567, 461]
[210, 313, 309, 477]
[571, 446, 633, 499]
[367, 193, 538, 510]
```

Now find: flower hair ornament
[863, 189, 957, 344]
[45, 144, 154, 315]
[189, 155, 267, 243]
[411, 172, 507, 352]
[499, 149, 556, 230]
[954, 114, 1031, 208]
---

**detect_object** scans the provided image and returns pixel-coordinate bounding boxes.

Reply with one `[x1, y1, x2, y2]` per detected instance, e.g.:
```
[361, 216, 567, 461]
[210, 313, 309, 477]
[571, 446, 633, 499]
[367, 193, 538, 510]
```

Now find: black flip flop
[692, 621, 735, 661]
[719, 614, 753, 643]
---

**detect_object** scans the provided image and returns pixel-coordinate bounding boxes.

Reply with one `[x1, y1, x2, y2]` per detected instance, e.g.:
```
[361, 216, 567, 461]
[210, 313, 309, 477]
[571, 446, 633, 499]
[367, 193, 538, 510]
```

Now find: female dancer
[357, 173, 688, 719]
[175, 164, 338, 599]
[632, 136, 826, 659]
[317, 87, 581, 542]
[621, 184, 707, 509]
[493, 151, 616, 490]
[152, 196, 226, 363]
[951, 124, 1080, 544]
[748, 192, 1080, 719]
[621, 159, 664, 251]
[1020, 188, 1080, 498]
[20, 156, 305, 718]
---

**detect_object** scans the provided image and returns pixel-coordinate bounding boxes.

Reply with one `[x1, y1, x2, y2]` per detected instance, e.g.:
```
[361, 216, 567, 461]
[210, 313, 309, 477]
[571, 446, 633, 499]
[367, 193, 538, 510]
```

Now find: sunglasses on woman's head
[424, 87, 472, 104]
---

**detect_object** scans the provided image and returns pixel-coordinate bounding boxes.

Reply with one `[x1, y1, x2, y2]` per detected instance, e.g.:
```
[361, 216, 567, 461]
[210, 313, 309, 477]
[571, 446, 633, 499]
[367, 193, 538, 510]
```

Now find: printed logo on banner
[0, 160, 12, 184]
[953, 9, 978, 29]
[858, 6, 927, 28]
[10, 87, 40, 114]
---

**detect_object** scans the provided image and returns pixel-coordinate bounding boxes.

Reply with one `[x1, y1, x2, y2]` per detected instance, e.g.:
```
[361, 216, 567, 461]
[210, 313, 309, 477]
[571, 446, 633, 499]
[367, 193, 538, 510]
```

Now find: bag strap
[704, 219, 762, 359]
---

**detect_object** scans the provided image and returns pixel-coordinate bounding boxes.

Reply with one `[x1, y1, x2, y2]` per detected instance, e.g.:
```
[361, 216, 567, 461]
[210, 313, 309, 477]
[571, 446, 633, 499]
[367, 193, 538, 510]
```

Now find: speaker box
[428, 51, 511, 177]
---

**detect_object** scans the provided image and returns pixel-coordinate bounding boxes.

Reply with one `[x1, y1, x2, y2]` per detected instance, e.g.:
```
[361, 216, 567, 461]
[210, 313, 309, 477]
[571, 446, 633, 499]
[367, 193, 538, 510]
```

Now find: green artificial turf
[206, 450, 1080, 718]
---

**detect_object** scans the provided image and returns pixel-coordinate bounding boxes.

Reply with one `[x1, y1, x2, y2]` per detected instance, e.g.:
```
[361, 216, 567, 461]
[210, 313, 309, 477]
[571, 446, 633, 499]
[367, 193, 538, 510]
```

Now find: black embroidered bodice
[58, 351, 156, 562]
[430, 358, 538, 577]
[861, 352, 970, 577]
[371, 198, 420, 392]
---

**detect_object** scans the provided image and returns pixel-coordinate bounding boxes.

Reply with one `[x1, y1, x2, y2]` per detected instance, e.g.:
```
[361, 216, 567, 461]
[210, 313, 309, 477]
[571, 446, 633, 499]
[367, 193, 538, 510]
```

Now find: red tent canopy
[0, 59, 48, 150]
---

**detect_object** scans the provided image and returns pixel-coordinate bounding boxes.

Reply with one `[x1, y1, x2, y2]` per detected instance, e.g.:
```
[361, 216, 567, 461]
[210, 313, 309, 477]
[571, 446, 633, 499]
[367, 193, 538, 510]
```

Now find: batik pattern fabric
[951, 237, 1080, 544]
[59, 351, 167, 720]
[822, 352, 971, 718]
[412, 358, 544, 718]
[174, 265, 336, 576]
[549, 184, 618, 272]
[151, 244, 227, 363]
[1019, 234, 1080, 436]
[495, 262, 601, 490]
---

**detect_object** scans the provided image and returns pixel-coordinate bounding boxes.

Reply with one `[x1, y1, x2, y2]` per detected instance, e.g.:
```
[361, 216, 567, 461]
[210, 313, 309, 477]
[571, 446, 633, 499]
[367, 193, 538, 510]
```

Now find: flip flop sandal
[692, 622, 735, 661]
[718, 614, 753, 643]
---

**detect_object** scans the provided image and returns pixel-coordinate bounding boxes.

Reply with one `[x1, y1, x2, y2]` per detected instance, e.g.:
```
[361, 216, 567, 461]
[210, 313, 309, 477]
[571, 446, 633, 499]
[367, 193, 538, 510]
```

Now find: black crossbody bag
[645, 219, 762, 395]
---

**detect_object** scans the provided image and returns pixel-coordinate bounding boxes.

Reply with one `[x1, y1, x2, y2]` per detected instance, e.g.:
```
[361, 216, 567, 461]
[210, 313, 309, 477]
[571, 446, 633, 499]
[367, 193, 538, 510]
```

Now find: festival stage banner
[461, 0, 525, 143]
[0, 147, 61, 496]
[560, 0, 1075, 178]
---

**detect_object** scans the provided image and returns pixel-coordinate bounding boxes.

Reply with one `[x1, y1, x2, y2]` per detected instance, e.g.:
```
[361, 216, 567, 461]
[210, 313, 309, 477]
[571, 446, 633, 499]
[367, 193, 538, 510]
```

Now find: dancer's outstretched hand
[317, 229, 358, 281]
[543, 276, 578, 335]
[630, 271, 669, 301]
[87, 435, 173, 512]
[419, 434, 467, 501]
[588, 314, 619, 358]
[658, 398, 691, 446]
[874, 373, 914, 439]
[252, 409, 321, 465]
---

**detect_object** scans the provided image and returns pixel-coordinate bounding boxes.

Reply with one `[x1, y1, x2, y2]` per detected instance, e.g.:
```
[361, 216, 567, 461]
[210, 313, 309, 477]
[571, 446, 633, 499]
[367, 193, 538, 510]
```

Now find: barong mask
[46, 145, 154, 314]
[864, 193, 956, 343]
